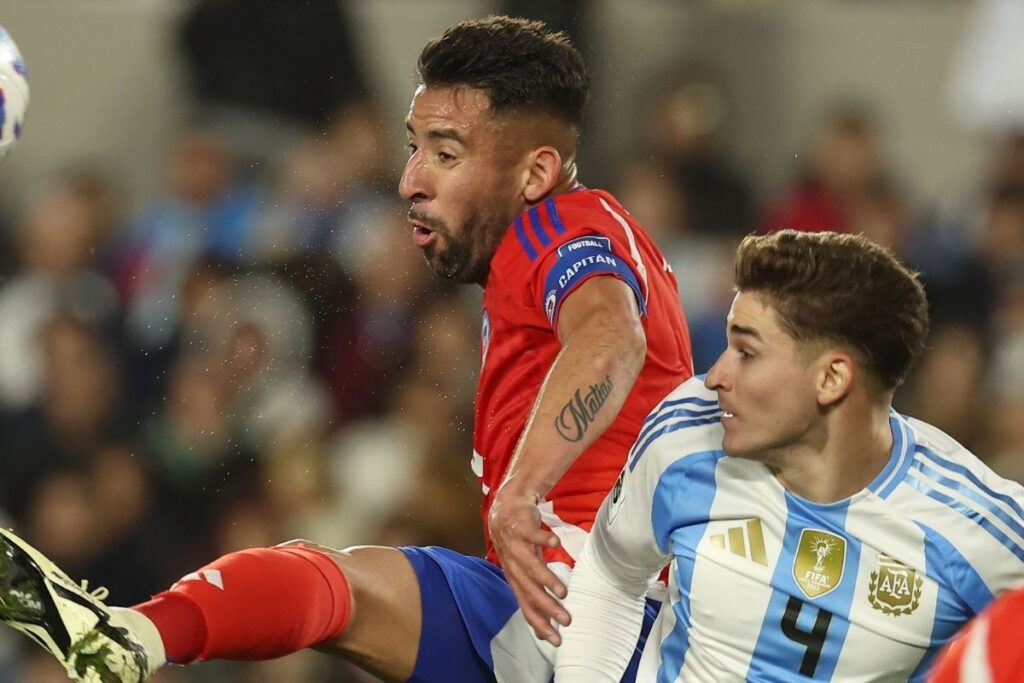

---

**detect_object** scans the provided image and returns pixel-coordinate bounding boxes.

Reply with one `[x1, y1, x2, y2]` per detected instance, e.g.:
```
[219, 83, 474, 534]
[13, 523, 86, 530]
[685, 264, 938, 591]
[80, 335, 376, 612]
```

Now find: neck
[771, 400, 893, 504]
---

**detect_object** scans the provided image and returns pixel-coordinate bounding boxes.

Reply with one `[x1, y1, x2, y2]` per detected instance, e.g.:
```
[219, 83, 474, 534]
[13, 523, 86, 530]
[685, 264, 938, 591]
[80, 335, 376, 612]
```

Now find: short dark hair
[735, 230, 929, 392]
[417, 16, 589, 127]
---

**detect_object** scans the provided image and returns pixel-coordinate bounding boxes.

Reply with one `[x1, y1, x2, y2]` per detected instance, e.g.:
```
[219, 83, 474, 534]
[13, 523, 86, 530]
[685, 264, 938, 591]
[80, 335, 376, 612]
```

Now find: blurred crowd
[2, 1, 1024, 681]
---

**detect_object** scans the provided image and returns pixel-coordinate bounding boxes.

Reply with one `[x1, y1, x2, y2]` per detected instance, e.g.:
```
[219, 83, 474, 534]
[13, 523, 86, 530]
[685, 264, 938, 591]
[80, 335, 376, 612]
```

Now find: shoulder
[606, 376, 724, 541]
[551, 188, 637, 239]
[894, 415, 1024, 520]
[490, 192, 620, 281]
[906, 416, 1024, 507]
[627, 375, 724, 475]
[889, 415, 1024, 597]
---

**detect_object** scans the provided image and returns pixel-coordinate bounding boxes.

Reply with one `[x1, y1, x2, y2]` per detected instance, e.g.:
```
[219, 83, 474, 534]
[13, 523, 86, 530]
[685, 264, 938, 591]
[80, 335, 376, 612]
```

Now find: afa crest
[793, 529, 846, 599]
[868, 554, 923, 617]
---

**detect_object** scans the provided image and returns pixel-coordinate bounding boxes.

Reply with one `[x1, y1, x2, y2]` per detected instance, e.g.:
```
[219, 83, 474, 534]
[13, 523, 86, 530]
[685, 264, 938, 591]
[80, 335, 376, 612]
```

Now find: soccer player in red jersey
[929, 584, 1024, 682]
[0, 16, 692, 683]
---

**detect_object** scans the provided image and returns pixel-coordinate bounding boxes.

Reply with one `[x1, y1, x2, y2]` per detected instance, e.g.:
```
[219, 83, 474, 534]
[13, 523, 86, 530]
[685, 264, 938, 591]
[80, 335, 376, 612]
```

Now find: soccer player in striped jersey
[555, 230, 1024, 682]
[0, 16, 692, 683]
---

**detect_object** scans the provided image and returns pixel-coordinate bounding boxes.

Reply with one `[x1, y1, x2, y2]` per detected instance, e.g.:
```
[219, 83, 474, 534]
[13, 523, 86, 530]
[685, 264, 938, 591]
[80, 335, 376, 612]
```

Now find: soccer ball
[0, 25, 29, 163]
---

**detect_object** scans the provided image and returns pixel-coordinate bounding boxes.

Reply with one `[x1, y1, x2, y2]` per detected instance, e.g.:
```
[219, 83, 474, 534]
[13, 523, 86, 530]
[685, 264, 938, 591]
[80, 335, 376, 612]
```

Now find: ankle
[129, 593, 204, 664]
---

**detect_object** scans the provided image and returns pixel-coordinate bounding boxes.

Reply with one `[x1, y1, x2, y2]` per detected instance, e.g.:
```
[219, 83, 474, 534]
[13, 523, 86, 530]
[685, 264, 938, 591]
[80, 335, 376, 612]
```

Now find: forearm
[555, 541, 650, 682]
[500, 318, 646, 499]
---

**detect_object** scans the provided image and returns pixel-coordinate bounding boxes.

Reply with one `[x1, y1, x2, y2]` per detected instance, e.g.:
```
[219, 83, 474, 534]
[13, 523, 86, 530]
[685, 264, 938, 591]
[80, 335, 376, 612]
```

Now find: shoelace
[78, 580, 109, 602]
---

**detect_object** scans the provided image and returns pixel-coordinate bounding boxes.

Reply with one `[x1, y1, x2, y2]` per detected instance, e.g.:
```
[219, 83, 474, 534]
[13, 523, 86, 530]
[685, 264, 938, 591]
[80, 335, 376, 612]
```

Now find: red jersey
[929, 584, 1024, 682]
[474, 187, 693, 566]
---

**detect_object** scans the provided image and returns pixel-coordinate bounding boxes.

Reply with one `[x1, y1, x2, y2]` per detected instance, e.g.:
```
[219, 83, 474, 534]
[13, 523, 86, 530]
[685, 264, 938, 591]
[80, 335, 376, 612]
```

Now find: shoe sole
[0, 529, 75, 657]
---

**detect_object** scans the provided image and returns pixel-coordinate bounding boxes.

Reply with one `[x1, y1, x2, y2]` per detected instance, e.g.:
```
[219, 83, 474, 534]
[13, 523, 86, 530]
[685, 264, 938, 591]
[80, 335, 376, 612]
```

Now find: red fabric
[133, 591, 207, 664]
[477, 188, 693, 565]
[134, 546, 351, 663]
[929, 585, 1024, 681]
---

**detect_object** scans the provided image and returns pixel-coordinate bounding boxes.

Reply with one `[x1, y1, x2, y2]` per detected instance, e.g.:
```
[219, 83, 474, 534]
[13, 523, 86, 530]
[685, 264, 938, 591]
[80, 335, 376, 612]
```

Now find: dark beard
[422, 206, 510, 284]
[424, 235, 477, 282]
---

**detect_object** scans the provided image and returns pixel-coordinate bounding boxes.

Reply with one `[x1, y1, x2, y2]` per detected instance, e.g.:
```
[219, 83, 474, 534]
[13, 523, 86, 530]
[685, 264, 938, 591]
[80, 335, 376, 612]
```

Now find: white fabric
[557, 539, 649, 683]
[960, 615, 994, 683]
[555, 375, 1024, 682]
[110, 607, 167, 672]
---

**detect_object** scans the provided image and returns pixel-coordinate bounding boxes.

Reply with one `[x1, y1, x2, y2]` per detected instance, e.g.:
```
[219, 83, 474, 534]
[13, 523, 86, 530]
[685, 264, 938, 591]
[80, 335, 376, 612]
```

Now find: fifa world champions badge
[867, 554, 923, 617]
[793, 529, 847, 599]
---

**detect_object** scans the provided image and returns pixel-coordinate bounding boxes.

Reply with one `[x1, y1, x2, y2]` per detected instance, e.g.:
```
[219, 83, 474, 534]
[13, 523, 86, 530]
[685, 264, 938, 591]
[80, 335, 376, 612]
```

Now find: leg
[139, 542, 512, 682]
[138, 541, 420, 682]
[285, 542, 421, 682]
[0, 528, 515, 683]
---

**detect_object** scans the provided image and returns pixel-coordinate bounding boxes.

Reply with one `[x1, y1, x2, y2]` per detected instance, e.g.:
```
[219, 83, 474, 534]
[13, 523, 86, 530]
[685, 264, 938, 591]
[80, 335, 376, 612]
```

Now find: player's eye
[438, 151, 456, 163]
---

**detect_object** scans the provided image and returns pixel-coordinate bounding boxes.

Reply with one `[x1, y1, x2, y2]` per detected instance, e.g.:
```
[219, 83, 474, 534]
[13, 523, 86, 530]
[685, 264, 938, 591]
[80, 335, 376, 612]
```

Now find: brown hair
[417, 16, 589, 128]
[735, 230, 929, 392]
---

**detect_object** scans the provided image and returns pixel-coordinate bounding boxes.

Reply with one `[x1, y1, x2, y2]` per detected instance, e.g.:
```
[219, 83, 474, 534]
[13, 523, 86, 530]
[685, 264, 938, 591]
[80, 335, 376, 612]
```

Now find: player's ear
[522, 146, 562, 203]
[816, 352, 854, 407]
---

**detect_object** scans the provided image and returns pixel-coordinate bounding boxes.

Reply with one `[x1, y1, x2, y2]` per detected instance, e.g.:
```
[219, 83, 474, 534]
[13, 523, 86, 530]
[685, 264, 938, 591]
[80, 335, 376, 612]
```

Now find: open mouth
[411, 222, 436, 247]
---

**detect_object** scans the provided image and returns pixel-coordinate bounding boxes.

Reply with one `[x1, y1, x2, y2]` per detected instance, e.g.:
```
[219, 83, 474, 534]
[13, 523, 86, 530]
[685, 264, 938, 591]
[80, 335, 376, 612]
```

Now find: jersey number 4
[781, 596, 833, 677]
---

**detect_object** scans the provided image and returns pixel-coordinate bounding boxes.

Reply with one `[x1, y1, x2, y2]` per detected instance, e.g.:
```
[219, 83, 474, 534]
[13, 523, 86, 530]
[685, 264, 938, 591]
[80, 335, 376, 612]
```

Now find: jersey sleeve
[588, 439, 674, 583]
[536, 233, 647, 330]
[600, 374, 725, 562]
[556, 447, 670, 683]
[557, 378, 719, 682]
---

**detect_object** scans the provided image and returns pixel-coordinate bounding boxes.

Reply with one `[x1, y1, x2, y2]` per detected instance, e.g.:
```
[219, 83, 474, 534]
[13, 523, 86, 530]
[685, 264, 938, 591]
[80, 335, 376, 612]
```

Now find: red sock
[132, 546, 351, 663]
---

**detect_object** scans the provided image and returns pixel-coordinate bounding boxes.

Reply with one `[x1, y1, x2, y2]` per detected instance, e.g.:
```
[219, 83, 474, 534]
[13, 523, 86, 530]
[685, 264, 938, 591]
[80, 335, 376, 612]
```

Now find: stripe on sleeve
[513, 215, 538, 261]
[527, 206, 551, 247]
[629, 413, 723, 471]
[631, 405, 723, 468]
[544, 197, 568, 235]
[909, 453, 1024, 551]
[905, 467, 1024, 563]
[916, 447, 1024, 529]
[598, 196, 649, 304]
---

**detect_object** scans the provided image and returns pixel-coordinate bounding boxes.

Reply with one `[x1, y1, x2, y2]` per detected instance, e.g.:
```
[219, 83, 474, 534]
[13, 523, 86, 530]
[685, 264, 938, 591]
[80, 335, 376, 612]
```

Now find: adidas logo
[708, 518, 768, 566]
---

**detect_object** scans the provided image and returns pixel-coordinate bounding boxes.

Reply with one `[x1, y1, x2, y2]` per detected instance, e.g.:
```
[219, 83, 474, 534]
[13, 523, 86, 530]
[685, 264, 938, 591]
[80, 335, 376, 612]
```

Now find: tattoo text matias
[555, 375, 615, 442]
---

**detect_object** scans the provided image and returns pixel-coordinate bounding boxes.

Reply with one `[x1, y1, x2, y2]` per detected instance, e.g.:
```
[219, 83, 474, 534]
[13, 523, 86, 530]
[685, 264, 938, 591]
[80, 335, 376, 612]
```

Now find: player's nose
[399, 152, 431, 203]
[705, 354, 728, 391]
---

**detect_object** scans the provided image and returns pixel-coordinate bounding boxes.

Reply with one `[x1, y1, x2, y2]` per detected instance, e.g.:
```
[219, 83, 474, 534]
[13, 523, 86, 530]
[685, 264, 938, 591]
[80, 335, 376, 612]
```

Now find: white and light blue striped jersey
[571, 376, 1024, 682]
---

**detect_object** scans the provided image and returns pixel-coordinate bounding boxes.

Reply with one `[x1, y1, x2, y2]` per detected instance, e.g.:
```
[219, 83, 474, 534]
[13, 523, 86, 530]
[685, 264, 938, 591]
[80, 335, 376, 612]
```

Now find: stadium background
[0, 0, 1021, 680]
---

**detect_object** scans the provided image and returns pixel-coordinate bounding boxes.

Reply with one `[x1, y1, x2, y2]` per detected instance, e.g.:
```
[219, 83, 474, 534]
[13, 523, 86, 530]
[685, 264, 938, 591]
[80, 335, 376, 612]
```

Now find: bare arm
[488, 275, 647, 644]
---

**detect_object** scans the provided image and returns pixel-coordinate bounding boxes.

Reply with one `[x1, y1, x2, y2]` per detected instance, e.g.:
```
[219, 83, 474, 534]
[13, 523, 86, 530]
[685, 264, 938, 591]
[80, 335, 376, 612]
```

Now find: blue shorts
[400, 546, 658, 683]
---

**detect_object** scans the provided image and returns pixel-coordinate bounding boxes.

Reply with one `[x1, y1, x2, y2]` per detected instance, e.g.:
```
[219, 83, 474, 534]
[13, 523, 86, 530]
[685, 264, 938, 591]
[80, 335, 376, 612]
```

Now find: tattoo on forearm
[554, 375, 615, 442]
